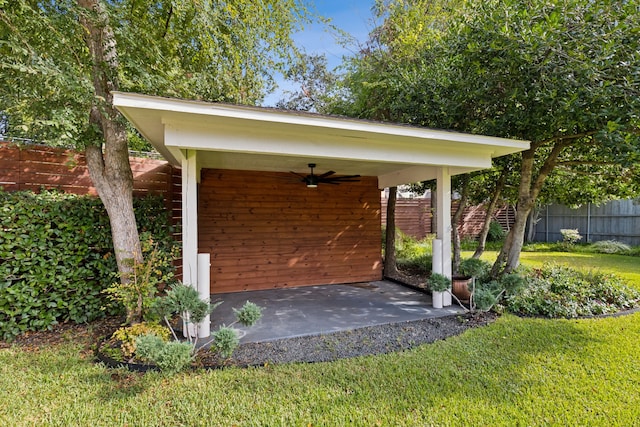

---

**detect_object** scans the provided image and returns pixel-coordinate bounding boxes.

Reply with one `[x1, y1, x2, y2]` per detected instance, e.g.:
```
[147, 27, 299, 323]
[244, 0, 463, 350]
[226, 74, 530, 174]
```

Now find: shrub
[506, 264, 640, 318]
[589, 240, 631, 254]
[395, 232, 434, 272]
[458, 258, 491, 279]
[211, 326, 240, 358]
[135, 334, 193, 374]
[427, 273, 451, 292]
[233, 301, 263, 326]
[143, 283, 263, 372]
[110, 322, 171, 359]
[0, 189, 175, 340]
[487, 220, 505, 242]
[560, 228, 582, 245]
[105, 240, 179, 324]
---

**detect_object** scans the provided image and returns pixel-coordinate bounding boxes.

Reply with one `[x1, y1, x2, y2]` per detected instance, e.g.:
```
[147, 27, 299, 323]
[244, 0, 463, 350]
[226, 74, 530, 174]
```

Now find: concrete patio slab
[209, 281, 464, 343]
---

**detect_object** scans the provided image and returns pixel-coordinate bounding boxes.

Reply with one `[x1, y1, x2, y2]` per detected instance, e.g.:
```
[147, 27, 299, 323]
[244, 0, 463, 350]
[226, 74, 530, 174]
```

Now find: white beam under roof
[113, 92, 529, 188]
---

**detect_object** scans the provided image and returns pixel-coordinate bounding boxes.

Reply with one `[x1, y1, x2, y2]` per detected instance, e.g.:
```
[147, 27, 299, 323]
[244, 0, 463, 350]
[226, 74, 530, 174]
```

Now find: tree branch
[531, 130, 598, 149]
[531, 141, 567, 199]
[556, 160, 617, 167]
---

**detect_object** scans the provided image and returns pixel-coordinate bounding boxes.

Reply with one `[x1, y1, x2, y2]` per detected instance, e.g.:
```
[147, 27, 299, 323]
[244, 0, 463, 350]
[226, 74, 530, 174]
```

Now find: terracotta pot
[452, 276, 472, 302]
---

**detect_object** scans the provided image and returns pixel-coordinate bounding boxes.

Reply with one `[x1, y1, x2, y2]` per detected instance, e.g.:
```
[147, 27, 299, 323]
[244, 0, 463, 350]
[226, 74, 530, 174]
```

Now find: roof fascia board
[164, 122, 492, 170]
[113, 92, 529, 156]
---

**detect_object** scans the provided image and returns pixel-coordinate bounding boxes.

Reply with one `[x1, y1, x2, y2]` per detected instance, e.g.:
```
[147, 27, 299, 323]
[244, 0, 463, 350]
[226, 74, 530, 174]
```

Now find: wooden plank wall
[0, 142, 174, 198]
[199, 169, 382, 294]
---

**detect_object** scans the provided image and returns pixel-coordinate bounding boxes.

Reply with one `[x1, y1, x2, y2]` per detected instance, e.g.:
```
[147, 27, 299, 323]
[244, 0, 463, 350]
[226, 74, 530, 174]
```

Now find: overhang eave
[113, 92, 530, 186]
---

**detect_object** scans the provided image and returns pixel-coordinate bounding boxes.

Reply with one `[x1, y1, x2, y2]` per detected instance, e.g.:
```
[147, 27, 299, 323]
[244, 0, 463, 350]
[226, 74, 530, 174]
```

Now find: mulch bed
[0, 316, 125, 353]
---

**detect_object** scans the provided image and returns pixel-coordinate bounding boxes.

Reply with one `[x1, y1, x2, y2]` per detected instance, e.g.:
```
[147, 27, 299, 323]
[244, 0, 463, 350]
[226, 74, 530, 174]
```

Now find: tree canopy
[0, 0, 310, 145]
[340, 0, 640, 273]
[0, 0, 312, 294]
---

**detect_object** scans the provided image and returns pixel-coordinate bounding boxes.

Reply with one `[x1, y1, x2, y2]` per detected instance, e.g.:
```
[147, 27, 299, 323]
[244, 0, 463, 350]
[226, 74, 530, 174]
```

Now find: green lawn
[466, 250, 640, 290]
[2, 253, 639, 426]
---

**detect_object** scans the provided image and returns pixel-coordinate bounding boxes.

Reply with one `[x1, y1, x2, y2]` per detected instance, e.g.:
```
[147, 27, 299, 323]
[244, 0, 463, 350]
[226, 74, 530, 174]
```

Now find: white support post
[436, 167, 452, 306]
[181, 149, 199, 336]
[197, 253, 211, 338]
[432, 239, 443, 275]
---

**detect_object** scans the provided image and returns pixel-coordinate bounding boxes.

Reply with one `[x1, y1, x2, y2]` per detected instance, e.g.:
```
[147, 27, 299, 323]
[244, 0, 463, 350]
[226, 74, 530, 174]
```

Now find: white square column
[433, 166, 452, 279]
[181, 149, 199, 288]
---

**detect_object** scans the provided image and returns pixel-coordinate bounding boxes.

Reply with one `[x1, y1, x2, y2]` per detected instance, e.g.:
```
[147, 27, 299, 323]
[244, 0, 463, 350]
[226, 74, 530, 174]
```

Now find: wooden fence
[0, 141, 178, 198]
[381, 196, 515, 240]
[533, 200, 640, 246]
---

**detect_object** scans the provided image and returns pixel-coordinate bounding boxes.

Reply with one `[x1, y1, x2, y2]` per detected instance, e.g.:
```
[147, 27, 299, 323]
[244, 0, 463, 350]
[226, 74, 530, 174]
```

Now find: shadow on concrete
[210, 281, 464, 343]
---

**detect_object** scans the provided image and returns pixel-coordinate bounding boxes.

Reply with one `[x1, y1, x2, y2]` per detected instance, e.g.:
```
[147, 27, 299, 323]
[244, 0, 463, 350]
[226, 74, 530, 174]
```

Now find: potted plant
[427, 273, 451, 309]
[453, 258, 490, 303]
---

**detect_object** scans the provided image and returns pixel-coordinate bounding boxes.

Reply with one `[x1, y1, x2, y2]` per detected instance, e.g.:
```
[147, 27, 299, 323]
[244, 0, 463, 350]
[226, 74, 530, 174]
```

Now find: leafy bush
[111, 322, 171, 359]
[506, 264, 640, 318]
[135, 334, 193, 374]
[487, 220, 505, 242]
[395, 231, 433, 272]
[143, 283, 263, 372]
[560, 228, 582, 245]
[233, 301, 263, 326]
[427, 273, 451, 292]
[211, 326, 240, 358]
[458, 258, 491, 279]
[105, 240, 179, 324]
[0, 189, 175, 340]
[589, 240, 631, 254]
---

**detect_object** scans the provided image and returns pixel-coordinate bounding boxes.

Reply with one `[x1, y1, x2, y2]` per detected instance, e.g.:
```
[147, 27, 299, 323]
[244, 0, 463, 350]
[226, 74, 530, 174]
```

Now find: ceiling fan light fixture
[306, 163, 318, 187]
[290, 163, 360, 188]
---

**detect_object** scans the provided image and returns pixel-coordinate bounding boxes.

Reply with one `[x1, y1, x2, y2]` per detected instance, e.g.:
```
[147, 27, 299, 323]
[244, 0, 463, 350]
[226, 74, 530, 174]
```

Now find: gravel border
[198, 313, 496, 367]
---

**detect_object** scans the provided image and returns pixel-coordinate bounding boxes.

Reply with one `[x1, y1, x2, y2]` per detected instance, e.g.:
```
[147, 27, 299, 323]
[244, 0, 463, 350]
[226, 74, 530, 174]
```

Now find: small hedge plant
[126, 283, 263, 373]
[506, 264, 640, 318]
[0, 189, 175, 340]
[110, 322, 172, 359]
[395, 231, 434, 272]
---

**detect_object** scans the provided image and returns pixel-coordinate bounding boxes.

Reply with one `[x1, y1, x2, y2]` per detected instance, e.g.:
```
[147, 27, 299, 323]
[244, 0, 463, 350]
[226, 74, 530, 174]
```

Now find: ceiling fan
[291, 163, 361, 188]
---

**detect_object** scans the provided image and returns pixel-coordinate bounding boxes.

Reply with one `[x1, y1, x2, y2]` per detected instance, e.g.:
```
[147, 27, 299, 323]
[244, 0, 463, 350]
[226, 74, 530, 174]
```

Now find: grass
[465, 250, 640, 291]
[2, 252, 640, 426]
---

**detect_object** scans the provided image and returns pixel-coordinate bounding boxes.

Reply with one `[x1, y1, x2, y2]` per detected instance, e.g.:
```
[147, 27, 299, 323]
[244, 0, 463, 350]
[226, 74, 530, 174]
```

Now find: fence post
[586, 203, 591, 243]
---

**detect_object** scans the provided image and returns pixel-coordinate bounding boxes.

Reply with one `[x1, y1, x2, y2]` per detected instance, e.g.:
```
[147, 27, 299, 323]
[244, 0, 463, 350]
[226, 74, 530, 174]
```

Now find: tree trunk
[451, 178, 470, 275]
[492, 142, 565, 276]
[473, 169, 507, 258]
[79, 0, 142, 284]
[384, 186, 398, 278]
[525, 207, 540, 243]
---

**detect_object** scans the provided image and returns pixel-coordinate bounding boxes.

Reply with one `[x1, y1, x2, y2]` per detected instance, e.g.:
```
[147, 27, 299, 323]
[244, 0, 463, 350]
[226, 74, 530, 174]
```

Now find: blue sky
[263, 0, 377, 106]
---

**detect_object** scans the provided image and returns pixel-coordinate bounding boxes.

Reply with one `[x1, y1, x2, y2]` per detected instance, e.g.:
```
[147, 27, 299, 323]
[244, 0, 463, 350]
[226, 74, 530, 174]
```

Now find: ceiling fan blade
[290, 171, 307, 179]
[322, 174, 361, 182]
[318, 170, 336, 178]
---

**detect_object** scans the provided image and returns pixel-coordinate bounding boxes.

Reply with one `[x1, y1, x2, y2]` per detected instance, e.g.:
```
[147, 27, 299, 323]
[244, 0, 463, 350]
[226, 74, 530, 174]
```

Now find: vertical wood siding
[198, 169, 382, 294]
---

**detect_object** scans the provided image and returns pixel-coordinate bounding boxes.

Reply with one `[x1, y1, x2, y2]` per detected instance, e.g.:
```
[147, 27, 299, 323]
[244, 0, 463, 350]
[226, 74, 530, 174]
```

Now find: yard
[1, 252, 639, 426]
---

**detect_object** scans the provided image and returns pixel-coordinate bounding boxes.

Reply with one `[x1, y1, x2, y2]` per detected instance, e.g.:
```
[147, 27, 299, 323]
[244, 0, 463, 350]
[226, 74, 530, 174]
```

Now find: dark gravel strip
[199, 313, 496, 367]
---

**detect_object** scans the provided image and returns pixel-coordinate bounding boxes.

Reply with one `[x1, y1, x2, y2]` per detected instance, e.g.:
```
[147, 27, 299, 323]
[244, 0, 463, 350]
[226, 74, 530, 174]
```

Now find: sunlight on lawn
[1, 250, 639, 426]
[463, 251, 640, 290]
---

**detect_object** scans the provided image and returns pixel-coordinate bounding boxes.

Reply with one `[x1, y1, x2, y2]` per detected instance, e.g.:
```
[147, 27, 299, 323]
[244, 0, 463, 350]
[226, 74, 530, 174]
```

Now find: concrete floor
[209, 281, 463, 343]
